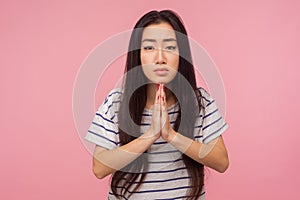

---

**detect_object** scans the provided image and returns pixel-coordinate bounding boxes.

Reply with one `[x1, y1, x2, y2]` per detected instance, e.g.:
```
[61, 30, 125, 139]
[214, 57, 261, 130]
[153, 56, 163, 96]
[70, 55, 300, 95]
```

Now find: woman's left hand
[159, 84, 176, 142]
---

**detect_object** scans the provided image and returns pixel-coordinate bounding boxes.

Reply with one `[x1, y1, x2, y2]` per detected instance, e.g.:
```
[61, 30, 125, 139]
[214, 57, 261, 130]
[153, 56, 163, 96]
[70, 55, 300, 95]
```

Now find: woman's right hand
[145, 83, 165, 140]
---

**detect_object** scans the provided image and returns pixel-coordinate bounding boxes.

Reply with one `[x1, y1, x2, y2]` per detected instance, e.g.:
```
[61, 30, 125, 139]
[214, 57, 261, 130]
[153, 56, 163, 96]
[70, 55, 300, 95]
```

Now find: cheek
[140, 54, 145, 65]
[141, 65, 149, 74]
[140, 52, 152, 66]
[141, 66, 155, 83]
[169, 55, 179, 69]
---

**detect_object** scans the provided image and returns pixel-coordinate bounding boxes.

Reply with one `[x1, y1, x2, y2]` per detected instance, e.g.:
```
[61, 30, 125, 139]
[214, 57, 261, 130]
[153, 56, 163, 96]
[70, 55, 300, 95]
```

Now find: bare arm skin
[92, 84, 229, 179]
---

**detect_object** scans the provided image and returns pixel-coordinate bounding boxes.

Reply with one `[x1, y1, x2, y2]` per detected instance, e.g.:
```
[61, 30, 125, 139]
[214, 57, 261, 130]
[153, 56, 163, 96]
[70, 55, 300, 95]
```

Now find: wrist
[140, 129, 159, 141]
[166, 129, 178, 143]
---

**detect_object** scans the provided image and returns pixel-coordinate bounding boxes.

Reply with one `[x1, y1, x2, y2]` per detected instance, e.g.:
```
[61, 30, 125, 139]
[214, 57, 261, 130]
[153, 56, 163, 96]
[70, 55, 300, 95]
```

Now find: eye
[143, 46, 155, 51]
[165, 46, 177, 51]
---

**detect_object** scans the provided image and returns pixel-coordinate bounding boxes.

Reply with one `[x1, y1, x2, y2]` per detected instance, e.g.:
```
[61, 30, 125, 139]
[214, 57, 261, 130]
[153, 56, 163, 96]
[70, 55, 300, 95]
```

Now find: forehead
[141, 22, 176, 41]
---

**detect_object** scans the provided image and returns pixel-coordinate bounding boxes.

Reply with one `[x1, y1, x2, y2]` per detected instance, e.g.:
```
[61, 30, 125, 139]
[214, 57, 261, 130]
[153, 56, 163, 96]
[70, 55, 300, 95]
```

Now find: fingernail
[162, 97, 164, 102]
[157, 83, 160, 91]
[157, 96, 160, 100]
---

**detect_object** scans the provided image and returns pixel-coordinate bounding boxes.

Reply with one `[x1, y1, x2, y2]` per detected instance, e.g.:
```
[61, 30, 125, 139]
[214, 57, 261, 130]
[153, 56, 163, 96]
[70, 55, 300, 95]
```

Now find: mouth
[154, 68, 169, 76]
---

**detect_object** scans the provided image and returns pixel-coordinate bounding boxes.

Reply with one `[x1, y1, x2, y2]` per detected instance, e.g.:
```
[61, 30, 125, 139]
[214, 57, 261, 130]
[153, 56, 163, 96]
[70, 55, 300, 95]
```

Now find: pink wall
[1, 0, 300, 199]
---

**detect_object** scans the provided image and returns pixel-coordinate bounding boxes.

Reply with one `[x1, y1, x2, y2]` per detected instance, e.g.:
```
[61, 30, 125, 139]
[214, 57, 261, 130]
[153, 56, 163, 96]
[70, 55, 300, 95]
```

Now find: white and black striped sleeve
[195, 88, 229, 144]
[84, 89, 121, 150]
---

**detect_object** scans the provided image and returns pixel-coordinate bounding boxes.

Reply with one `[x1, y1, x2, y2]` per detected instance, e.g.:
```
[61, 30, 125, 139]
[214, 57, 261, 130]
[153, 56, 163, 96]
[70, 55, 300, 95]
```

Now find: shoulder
[96, 88, 123, 116]
[103, 88, 123, 103]
[196, 87, 214, 107]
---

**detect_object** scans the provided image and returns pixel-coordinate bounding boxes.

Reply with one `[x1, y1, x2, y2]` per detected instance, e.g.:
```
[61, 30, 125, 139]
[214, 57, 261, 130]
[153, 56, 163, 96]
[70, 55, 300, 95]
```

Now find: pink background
[1, 0, 300, 199]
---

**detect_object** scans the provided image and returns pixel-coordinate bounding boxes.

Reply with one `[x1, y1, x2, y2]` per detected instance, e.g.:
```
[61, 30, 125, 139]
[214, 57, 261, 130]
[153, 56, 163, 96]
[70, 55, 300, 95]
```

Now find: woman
[85, 10, 229, 200]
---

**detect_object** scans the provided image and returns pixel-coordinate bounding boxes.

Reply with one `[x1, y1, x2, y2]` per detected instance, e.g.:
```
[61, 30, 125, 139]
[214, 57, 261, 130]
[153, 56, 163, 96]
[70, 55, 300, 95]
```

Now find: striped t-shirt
[85, 87, 228, 200]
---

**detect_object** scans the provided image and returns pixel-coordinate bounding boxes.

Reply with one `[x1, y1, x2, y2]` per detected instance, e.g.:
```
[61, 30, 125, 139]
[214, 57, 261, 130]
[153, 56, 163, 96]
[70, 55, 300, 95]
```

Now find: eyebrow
[142, 38, 177, 43]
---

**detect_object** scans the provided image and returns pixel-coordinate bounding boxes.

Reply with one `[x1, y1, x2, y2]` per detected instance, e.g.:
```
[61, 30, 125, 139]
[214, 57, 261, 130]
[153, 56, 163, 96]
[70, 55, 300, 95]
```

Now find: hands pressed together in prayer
[149, 83, 177, 142]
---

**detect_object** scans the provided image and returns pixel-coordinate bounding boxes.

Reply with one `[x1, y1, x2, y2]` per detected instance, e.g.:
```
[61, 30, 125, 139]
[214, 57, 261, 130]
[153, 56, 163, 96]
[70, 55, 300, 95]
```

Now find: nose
[155, 48, 167, 65]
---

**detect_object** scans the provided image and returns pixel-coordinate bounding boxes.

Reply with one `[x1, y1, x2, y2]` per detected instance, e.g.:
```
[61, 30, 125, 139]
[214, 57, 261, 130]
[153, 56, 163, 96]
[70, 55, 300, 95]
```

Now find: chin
[148, 77, 173, 84]
[144, 71, 177, 84]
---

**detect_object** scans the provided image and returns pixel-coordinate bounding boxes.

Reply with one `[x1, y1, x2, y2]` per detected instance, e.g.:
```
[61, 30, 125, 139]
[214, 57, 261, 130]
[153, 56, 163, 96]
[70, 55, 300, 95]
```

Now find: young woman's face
[140, 22, 179, 84]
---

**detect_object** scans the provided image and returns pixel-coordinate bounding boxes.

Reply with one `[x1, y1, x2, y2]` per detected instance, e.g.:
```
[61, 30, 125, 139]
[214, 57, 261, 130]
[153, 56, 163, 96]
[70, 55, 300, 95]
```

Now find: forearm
[168, 130, 229, 173]
[93, 131, 157, 179]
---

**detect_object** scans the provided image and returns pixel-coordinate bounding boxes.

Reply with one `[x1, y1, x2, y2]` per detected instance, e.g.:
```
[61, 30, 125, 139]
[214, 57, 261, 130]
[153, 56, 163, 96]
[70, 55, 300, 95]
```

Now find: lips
[154, 68, 169, 72]
[154, 68, 169, 76]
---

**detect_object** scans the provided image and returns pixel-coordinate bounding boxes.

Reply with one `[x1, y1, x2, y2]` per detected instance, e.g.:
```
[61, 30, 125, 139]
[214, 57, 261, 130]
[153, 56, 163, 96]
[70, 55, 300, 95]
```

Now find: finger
[161, 105, 167, 128]
[158, 83, 163, 106]
[158, 84, 162, 117]
[160, 83, 163, 106]
[160, 85, 167, 129]
[152, 84, 161, 122]
[161, 84, 166, 107]
[155, 83, 160, 105]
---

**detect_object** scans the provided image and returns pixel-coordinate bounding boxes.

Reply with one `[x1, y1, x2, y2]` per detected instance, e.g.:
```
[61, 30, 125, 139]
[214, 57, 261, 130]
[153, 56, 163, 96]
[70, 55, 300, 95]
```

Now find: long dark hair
[111, 10, 205, 199]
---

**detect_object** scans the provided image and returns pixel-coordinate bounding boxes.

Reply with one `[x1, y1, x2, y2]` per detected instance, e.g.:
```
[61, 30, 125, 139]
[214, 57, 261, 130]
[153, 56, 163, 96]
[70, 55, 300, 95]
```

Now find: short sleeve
[84, 88, 122, 150]
[194, 88, 229, 144]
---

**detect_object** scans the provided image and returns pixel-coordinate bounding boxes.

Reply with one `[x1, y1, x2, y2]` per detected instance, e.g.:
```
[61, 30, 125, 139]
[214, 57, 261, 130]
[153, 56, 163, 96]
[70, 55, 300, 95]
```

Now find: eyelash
[143, 46, 154, 50]
[143, 46, 177, 51]
[166, 46, 177, 50]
